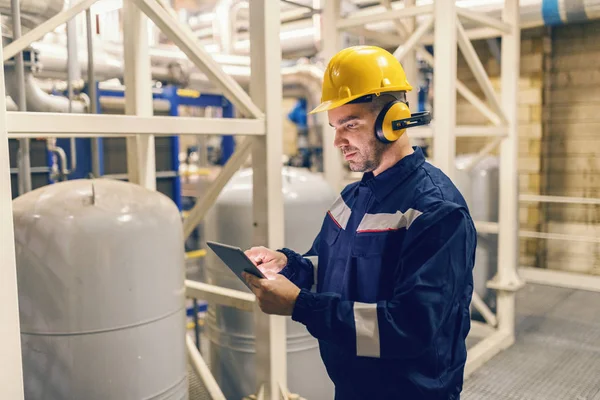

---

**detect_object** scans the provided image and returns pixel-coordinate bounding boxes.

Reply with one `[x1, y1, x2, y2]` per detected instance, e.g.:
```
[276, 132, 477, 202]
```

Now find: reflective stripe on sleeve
[354, 302, 380, 358]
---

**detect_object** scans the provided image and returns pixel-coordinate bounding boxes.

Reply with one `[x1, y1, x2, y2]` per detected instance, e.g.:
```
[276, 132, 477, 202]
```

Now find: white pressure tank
[12, 179, 188, 400]
[202, 167, 337, 400]
[454, 154, 500, 309]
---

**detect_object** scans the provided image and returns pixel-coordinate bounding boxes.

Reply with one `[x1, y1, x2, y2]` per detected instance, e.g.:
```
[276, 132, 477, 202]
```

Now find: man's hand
[244, 246, 287, 279]
[243, 272, 301, 316]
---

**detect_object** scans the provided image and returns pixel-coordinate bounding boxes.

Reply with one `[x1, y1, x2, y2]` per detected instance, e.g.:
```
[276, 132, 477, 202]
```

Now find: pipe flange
[167, 61, 190, 86]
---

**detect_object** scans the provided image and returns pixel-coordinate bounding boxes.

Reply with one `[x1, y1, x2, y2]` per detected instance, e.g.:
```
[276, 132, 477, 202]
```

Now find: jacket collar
[360, 146, 426, 202]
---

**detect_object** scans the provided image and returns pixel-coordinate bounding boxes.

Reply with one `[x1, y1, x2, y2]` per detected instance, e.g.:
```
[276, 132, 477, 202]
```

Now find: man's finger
[243, 272, 262, 289]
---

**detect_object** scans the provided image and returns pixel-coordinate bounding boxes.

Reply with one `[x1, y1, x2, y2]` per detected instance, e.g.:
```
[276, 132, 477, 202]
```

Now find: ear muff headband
[374, 100, 433, 143]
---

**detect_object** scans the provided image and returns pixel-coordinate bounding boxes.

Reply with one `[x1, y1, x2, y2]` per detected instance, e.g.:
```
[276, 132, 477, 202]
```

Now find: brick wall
[452, 27, 545, 268]
[543, 21, 600, 275]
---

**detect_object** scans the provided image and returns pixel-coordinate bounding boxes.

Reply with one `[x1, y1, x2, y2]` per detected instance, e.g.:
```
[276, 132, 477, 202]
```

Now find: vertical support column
[123, 0, 156, 190]
[249, 1, 287, 399]
[496, 0, 522, 335]
[404, 0, 419, 113]
[432, 0, 457, 180]
[320, 0, 343, 191]
[221, 100, 235, 165]
[0, 26, 25, 400]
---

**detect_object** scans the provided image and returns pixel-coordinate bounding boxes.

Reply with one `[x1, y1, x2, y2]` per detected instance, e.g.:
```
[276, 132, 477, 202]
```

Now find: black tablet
[205, 241, 267, 288]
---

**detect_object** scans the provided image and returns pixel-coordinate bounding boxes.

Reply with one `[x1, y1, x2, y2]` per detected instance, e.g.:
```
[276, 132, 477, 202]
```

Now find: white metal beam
[494, 0, 523, 335]
[132, 0, 264, 119]
[469, 320, 496, 339]
[249, 1, 288, 399]
[6, 113, 265, 137]
[432, 0, 457, 180]
[393, 16, 434, 63]
[348, 26, 405, 48]
[519, 194, 600, 206]
[456, 7, 512, 35]
[0, 26, 25, 400]
[186, 335, 227, 400]
[321, 0, 344, 191]
[465, 330, 513, 378]
[182, 138, 253, 239]
[455, 80, 503, 126]
[456, 18, 508, 125]
[336, 4, 433, 30]
[185, 280, 255, 312]
[124, 0, 156, 190]
[471, 292, 498, 327]
[462, 137, 504, 172]
[474, 221, 499, 234]
[455, 126, 507, 137]
[417, 48, 502, 126]
[518, 267, 600, 293]
[2, 0, 101, 61]
[519, 230, 600, 244]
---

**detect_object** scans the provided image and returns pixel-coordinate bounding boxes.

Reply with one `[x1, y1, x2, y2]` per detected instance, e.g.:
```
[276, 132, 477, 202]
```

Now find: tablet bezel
[205, 241, 267, 288]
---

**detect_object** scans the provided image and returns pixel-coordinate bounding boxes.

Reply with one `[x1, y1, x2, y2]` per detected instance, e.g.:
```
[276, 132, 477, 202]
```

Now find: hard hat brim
[308, 85, 413, 115]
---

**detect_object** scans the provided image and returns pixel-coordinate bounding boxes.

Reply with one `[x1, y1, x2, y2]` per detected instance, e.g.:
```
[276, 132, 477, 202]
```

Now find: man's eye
[346, 124, 357, 129]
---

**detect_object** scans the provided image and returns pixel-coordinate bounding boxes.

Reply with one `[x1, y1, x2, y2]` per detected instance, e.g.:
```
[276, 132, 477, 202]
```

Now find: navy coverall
[278, 147, 477, 400]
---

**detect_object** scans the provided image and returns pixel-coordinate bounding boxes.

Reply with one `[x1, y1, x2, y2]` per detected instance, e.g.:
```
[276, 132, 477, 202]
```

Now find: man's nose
[333, 129, 348, 148]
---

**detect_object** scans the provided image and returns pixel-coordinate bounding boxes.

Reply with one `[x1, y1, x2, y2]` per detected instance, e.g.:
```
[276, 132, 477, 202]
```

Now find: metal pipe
[86, 8, 100, 177]
[5, 95, 18, 111]
[4, 70, 88, 113]
[65, 0, 79, 175]
[11, 0, 32, 194]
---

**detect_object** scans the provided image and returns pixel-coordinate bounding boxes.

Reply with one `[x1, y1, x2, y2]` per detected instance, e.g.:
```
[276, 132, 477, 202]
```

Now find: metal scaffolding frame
[1, 0, 528, 398]
[323, 0, 523, 379]
[0, 0, 286, 398]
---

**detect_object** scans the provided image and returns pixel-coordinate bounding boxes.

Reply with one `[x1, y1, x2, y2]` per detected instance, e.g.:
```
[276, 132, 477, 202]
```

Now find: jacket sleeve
[291, 205, 476, 359]
[276, 233, 320, 290]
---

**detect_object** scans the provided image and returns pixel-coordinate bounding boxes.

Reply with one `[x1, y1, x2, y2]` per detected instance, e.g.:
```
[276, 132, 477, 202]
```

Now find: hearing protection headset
[351, 94, 432, 144]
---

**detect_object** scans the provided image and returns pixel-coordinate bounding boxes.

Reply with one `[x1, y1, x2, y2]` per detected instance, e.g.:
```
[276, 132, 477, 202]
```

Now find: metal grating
[187, 361, 212, 400]
[463, 284, 600, 400]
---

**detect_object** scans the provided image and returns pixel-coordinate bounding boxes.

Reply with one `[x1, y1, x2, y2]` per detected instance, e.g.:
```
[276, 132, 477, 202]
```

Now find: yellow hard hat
[309, 45, 413, 114]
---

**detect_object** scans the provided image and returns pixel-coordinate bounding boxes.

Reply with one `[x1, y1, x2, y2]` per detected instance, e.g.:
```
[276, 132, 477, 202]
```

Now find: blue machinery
[50, 83, 236, 210]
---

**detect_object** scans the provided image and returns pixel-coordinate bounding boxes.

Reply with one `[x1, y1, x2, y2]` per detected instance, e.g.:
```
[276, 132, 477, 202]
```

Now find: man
[243, 46, 477, 400]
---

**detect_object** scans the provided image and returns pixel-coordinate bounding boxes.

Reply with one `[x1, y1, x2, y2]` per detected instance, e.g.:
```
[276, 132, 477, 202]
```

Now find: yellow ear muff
[374, 101, 412, 143]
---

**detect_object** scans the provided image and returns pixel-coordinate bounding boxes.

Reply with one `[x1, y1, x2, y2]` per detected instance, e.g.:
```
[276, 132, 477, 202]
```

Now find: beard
[343, 138, 389, 172]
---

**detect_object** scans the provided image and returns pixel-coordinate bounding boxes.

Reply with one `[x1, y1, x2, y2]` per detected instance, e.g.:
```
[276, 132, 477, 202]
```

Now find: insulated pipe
[5, 95, 18, 110]
[4, 68, 87, 113]
[0, 0, 63, 37]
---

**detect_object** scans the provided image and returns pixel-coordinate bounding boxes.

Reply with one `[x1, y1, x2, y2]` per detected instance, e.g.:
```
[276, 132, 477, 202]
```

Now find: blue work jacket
[279, 146, 477, 400]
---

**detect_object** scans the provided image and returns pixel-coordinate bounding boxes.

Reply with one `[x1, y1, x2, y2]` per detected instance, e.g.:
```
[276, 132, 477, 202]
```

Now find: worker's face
[328, 103, 388, 173]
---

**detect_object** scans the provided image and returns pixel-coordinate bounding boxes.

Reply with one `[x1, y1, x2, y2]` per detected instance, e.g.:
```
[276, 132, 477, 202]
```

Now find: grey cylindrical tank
[455, 155, 499, 308]
[202, 167, 337, 400]
[12, 179, 188, 400]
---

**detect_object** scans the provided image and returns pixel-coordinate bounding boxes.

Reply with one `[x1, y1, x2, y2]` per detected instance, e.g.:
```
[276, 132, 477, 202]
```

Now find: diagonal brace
[182, 137, 254, 239]
[131, 0, 264, 119]
[3, 0, 101, 61]
[456, 17, 508, 125]
[393, 16, 434, 62]
[377, 0, 502, 126]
